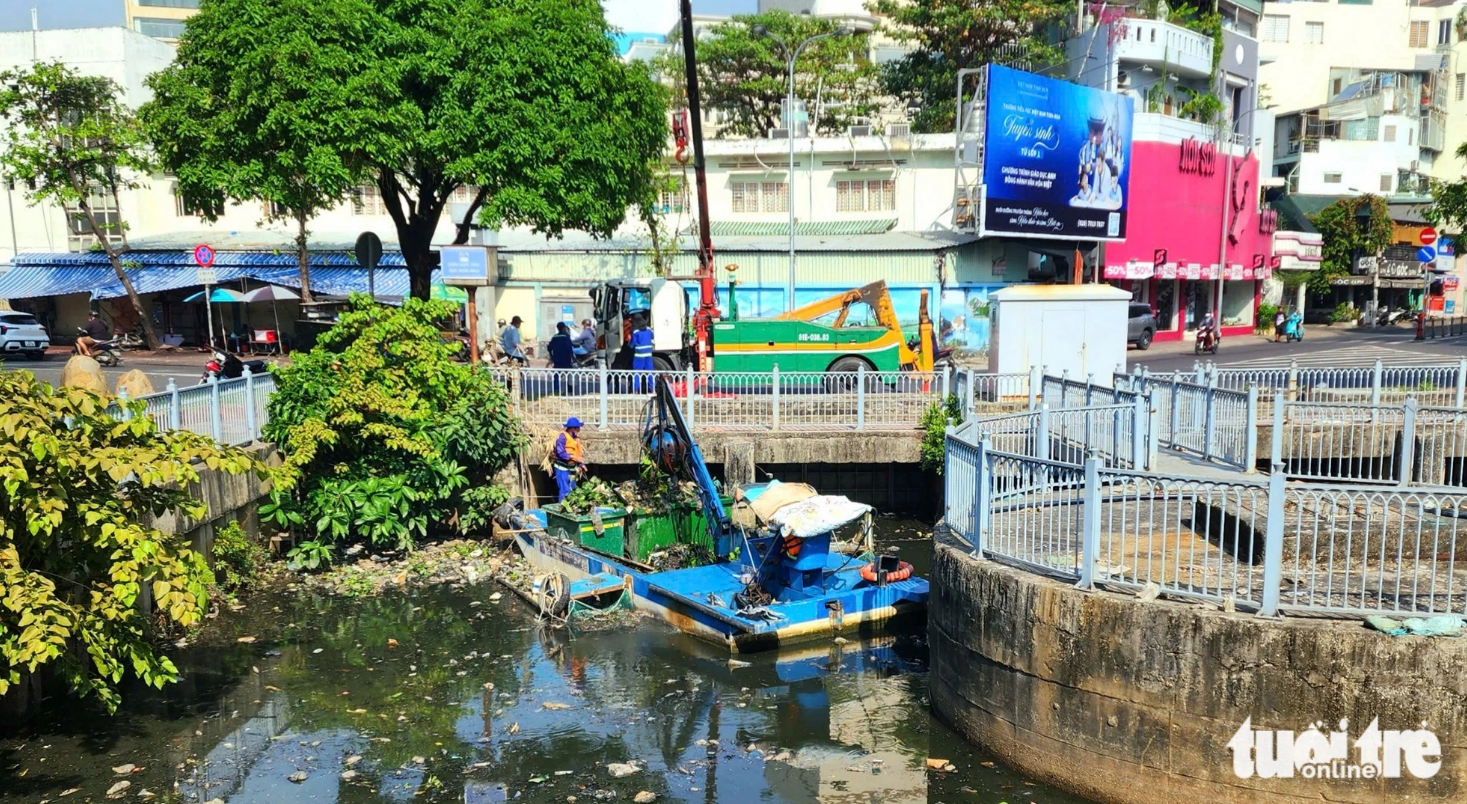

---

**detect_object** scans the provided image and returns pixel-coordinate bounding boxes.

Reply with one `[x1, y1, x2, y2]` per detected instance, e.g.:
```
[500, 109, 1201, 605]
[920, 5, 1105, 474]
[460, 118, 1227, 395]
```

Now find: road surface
[1127, 325, 1467, 373]
[1, 352, 248, 392]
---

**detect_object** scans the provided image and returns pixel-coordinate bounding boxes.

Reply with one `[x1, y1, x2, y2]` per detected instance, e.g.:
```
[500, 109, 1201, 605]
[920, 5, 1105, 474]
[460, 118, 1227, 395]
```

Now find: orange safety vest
[554, 431, 583, 470]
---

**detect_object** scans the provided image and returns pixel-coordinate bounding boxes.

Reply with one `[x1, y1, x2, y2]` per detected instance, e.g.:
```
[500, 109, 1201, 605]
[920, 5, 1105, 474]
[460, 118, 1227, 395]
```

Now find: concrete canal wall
[929, 543, 1467, 804]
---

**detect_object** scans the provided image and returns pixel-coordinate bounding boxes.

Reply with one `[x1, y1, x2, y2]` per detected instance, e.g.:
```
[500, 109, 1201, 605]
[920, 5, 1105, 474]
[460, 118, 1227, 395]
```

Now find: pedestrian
[548, 321, 575, 393]
[552, 417, 587, 502]
[630, 313, 655, 392]
[76, 311, 109, 357]
[1274, 308, 1286, 343]
[499, 315, 528, 365]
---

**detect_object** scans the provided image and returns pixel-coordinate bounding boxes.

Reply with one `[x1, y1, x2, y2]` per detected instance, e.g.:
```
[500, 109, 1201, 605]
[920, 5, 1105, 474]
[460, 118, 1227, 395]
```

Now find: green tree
[1425, 143, 1467, 236]
[0, 63, 162, 348]
[141, 0, 376, 303]
[870, 0, 1069, 133]
[0, 372, 263, 712]
[1308, 194, 1392, 295]
[659, 10, 879, 139]
[263, 295, 525, 552]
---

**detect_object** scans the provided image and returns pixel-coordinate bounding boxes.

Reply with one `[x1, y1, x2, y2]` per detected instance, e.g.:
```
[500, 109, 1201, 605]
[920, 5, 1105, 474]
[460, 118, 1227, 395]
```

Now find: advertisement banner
[982, 63, 1134, 241]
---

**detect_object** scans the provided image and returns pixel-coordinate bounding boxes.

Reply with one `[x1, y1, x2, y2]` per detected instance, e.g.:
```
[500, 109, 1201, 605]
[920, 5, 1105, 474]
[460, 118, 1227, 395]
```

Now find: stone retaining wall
[930, 543, 1467, 803]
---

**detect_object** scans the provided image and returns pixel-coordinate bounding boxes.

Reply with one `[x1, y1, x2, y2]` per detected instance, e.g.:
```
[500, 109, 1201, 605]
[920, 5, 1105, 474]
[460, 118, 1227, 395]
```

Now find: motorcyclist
[1197, 312, 1218, 349]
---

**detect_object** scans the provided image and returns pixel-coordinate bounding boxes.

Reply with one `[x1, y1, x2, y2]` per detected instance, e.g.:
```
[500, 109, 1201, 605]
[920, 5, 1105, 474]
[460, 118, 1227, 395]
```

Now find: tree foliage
[263, 296, 525, 553]
[659, 10, 879, 139]
[141, 0, 376, 302]
[0, 62, 161, 348]
[1424, 142, 1467, 236]
[0, 372, 262, 712]
[871, 0, 1069, 133]
[1308, 194, 1393, 295]
[145, 0, 669, 300]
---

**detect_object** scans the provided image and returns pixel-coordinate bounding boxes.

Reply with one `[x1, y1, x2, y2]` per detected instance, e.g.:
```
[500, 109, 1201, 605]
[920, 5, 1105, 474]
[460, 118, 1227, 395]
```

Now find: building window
[730, 180, 786, 214]
[1380, 174, 1393, 193]
[1384, 124, 1397, 142]
[836, 178, 896, 212]
[1263, 15, 1290, 43]
[174, 188, 205, 217]
[137, 0, 200, 6]
[1457, 74, 1465, 101]
[133, 17, 187, 38]
[1410, 20, 1430, 49]
[1305, 21, 1324, 44]
[65, 186, 123, 252]
[1441, 19, 1453, 45]
[1323, 172, 1343, 184]
[658, 176, 689, 214]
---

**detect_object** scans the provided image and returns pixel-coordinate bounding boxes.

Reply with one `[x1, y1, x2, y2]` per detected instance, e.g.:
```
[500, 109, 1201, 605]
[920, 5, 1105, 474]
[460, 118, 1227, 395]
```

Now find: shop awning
[0, 266, 115, 299]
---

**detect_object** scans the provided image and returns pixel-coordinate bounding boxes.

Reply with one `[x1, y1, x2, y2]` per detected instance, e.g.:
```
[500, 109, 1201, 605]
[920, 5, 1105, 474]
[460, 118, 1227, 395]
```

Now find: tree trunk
[403, 225, 436, 301]
[294, 211, 314, 303]
[452, 188, 489, 245]
[377, 169, 445, 301]
[78, 196, 159, 350]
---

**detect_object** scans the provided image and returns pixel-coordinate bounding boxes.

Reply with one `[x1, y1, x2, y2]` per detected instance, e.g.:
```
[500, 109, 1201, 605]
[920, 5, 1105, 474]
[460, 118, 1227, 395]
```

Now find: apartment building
[0, 0, 198, 41]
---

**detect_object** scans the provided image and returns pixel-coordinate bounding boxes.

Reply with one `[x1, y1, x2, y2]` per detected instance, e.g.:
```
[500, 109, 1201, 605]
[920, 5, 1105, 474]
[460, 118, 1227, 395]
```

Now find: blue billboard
[982, 63, 1133, 241]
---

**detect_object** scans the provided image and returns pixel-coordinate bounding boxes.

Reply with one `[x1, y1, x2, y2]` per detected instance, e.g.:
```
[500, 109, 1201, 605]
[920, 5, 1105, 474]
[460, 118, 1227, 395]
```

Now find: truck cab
[591, 279, 689, 370]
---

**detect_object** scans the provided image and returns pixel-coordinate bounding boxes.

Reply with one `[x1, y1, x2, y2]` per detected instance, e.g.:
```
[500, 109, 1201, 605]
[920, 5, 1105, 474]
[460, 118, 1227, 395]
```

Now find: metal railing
[1421, 316, 1467, 340]
[112, 370, 274, 446]
[495, 366, 957, 431]
[1135, 374, 1256, 470]
[1271, 396, 1467, 488]
[960, 402, 1150, 470]
[1138, 359, 1467, 410]
[948, 433, 1467, 618]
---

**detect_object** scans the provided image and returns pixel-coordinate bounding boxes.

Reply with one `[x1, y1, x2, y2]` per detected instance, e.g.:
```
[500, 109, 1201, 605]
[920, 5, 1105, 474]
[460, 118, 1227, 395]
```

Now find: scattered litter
[1137, 582, 1161, 603]
[607, 762, 640, 778]
[288, 771, 308, 783]
[542, 702, 572, 710]
[341, 770, 358, 781]
[634, 793, 657, 803]
[236, 636, 256, 644]
[111, 765, 136, 775]
[106, 781, 131, 797]
[345, 755, 362, 767]
[1367, 614, 1464, 637]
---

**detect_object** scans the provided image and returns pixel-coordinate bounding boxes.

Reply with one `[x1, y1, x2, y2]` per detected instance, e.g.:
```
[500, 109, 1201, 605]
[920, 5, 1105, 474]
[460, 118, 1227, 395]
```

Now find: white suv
[0, 312, 50, 360]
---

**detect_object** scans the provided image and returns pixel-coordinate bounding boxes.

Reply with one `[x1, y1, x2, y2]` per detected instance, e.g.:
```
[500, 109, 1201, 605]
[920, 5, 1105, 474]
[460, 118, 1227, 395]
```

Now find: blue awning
[1, 251, 433, 301]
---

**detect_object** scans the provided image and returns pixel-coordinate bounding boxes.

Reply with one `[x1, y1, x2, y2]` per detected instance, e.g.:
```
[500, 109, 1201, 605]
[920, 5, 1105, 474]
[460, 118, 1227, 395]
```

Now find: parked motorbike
[201, 351, 266, 382]
[1283, 312, 1304, 343]
[117, 328, 146, 351]
[75, 328, 123, 367]
[1194, 325, 1220, 355]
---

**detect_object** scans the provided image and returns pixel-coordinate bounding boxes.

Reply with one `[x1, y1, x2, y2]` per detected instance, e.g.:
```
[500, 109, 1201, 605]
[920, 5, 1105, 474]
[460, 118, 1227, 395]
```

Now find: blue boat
[509, 377, 928, 653]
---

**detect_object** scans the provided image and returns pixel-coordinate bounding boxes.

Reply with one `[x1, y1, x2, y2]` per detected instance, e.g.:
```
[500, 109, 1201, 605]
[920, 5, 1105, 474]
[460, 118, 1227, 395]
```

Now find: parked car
[0, 311, 50, 360]
[1126, 303, 1156, 350]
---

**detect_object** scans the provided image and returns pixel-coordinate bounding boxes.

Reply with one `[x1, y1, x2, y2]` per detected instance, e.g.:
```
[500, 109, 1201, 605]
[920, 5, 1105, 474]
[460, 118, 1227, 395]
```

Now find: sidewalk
[1134, 324, 1359, 359]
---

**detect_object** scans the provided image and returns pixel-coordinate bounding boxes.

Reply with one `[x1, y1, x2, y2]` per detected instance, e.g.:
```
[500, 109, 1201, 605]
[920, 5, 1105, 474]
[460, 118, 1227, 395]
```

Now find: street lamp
[750, 22, 853, 312]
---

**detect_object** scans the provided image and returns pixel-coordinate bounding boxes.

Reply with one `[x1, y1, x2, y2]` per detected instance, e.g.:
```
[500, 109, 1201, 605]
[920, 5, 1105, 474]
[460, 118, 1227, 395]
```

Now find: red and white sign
[193, 244, 216, 268]
[1420, 227, 1438, 246]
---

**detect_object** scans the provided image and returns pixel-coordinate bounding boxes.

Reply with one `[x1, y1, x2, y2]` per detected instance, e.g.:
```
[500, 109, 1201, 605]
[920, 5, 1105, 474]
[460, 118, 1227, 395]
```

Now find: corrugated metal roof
[11, 250, 408, 268]
[0, 263, 427, 300]
[707, 219, 897, 237]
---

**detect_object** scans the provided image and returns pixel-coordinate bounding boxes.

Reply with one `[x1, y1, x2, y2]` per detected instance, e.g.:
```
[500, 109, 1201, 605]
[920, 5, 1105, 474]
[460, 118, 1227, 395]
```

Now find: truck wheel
[652, 355, 677, 373]
[824, 356, 874, 393]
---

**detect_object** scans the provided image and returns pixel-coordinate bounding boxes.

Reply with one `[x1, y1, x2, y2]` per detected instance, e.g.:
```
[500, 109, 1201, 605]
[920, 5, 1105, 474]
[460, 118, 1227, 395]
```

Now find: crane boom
[678, 0, 718, 371]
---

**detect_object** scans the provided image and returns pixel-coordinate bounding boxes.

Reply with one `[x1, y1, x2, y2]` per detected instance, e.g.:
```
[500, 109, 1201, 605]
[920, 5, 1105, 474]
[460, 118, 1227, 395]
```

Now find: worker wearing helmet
[552, 417, 587, 501]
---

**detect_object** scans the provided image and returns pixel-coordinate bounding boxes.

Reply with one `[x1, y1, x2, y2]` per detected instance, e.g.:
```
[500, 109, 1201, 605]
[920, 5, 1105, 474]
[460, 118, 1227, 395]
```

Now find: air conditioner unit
[769, 128, 790, 139]
[848, 124, 873, 137]
[885, 123, 912, 138]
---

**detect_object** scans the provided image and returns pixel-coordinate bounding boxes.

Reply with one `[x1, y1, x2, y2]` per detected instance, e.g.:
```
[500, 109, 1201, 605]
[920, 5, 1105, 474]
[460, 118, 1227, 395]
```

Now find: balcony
[1113, 19, 1214, 80]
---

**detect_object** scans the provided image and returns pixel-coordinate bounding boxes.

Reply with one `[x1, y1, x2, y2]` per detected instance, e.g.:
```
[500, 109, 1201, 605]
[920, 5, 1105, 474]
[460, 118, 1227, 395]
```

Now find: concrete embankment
[929, 543, 1467, 803]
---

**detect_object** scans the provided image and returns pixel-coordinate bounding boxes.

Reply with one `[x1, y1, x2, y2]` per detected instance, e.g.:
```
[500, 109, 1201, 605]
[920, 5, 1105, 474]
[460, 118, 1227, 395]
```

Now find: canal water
[0, 519, 1088, 804]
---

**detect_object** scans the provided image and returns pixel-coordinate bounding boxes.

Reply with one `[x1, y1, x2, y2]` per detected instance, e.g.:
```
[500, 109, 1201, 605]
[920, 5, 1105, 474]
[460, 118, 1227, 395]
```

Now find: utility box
[987, 284, 1130, 381]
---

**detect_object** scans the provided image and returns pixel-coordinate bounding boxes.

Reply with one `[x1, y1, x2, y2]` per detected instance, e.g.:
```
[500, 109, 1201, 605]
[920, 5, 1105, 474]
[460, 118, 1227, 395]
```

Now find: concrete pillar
[723, 441, 757, 487]
[473, 286, 498, 356]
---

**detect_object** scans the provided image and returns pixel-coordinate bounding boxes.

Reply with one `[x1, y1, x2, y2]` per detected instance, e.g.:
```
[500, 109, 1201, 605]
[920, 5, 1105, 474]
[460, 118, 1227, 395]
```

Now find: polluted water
[0, 519, 1093, 803]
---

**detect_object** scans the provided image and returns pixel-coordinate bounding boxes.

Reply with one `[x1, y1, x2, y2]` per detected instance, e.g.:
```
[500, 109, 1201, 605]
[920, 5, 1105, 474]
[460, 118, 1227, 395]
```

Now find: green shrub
[287, 540, 334, 572]
[1330, 302, 1360, 324]
[212, 519, 268, 592]
[920, 393, 963, 474]
[1256, 302, 1279, 333]
[264, 295, 525, 552]
[458, 485, 512, 535]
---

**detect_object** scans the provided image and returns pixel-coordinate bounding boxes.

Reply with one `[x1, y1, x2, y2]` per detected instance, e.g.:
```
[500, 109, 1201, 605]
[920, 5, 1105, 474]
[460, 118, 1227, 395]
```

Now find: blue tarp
[0, 251, 431, 300]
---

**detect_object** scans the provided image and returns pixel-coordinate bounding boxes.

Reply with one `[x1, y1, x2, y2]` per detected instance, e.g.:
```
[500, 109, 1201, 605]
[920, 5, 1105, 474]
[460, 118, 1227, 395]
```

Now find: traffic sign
[354, 231, 383, 270]
[1440, 236, 1456, 256]
[1420, 227, 1438, 246]
[1418, 245, 1437, 263]
[440, 246, 491, 287]
[193, 244, 215, 268]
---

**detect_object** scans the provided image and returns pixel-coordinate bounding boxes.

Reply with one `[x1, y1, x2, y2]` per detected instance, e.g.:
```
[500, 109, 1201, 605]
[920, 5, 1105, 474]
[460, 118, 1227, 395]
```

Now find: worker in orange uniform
[552, 417, 587, 501]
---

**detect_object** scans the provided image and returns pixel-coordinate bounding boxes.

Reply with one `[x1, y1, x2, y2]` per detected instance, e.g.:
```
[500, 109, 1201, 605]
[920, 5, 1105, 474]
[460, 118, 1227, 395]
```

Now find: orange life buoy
[861, 560, 913, 584]
[781, 535, 803, 558]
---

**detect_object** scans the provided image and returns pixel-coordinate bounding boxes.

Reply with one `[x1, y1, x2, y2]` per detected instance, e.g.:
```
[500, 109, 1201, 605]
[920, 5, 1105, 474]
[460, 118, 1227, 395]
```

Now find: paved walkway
[1151, 448, 1259, 483]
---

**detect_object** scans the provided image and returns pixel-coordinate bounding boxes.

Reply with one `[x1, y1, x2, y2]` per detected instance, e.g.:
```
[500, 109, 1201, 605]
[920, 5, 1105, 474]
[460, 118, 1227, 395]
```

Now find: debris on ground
[607, 762, 640, 778]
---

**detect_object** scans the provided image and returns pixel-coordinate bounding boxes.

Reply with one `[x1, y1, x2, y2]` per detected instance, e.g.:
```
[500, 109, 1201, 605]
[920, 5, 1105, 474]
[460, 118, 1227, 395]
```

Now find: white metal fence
[947, 432, 1467, 618]
[112, 370, 274, 446]
[958, 403, 1152, 470]
[495, 366, 971, 431]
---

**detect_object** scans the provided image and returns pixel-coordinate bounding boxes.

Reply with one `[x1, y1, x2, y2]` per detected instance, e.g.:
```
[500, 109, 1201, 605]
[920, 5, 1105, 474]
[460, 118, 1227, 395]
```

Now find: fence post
[1287, 359, 1299, 403]
[943, 364, 952, 401]
[1085, 373, 1095, 406]
[117, 388, 131, 421]
[1371, 359, 1383, 406]
[597, 363, 608, 430]
[1132, 394, 1146, 470]
[772, 364, 781, 431]
[1028, 365, 1040, 410]
[964, 367, 975, 420]
[1259, 466, 1285, 618]
[1036, 403, 1050, 461]
[209, 374, 223, 442]
[167, 378, 180, 430]
[1271, 385, 1285, 466]
[1244, 384, 1259, 472]
[685, 365, 696, 429]
[244, 366, 257, 440]
[1399, 396, 1418, 486]
[857, 363, 867, 431]
[1146, 391, 1160, 469]
[1077, 451, 1101, 590]
[1168, 374, 1180, 448]
[1456, 358, 1466, 409]
[974, 437, 992, 559]
[1203, 372, 1217, 461]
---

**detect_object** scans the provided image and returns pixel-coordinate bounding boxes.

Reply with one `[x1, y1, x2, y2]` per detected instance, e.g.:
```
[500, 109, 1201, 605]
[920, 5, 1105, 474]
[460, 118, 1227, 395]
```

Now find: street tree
[1309, 194, 1393, 295]
[0, 63, 161, 348]
[658, 10, 879, 139]
[1425, 143, 1467, 236]
[871, 0, 1069, 133]
[142, 0, 375, 303]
